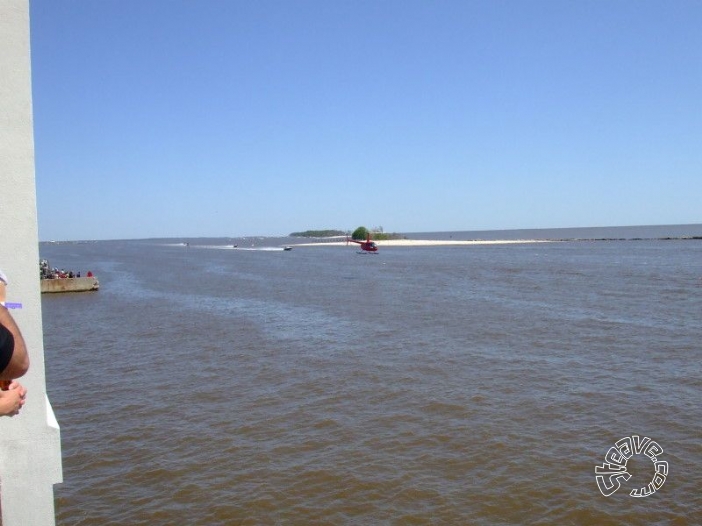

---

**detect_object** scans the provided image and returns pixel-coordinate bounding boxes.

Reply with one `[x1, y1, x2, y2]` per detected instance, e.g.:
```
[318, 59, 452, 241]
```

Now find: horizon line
[38, 222, 702, 244]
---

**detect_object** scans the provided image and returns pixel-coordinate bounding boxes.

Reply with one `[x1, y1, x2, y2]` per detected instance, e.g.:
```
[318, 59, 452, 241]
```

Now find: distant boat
[283, 246, 293, 251]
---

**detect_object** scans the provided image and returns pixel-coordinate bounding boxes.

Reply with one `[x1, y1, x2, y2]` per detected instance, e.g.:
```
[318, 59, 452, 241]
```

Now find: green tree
[351, 226, 368, 240]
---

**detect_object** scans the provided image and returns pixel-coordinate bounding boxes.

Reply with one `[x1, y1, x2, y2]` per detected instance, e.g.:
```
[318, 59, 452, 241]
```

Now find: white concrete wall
[0, 1, 63, 524]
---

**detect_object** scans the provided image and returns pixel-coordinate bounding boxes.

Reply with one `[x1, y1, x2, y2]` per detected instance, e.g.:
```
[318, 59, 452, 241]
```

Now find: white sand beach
[294, 239, 553, 247]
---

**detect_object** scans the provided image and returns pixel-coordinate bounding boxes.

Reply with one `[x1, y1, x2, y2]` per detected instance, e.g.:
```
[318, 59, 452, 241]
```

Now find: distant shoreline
[294, 239, 553, 247]
[39, 224, 702, 245]
[293, 236, 702, 248]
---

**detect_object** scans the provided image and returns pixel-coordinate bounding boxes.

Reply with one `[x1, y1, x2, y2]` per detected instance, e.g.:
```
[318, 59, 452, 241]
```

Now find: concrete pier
[41, 277, 100, 294]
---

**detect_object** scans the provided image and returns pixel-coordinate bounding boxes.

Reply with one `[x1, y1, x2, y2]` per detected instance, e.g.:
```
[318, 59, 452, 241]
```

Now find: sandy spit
[293, 239, 554, 247]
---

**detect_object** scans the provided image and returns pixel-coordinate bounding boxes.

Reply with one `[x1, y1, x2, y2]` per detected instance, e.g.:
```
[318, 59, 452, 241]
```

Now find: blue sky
[30, 0, 701, 240]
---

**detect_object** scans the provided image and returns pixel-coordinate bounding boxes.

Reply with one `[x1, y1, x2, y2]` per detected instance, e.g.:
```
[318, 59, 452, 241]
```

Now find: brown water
[40, 230, 702, 524]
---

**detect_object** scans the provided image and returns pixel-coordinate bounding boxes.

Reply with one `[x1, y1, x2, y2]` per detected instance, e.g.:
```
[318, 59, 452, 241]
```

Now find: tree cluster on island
[290, 227, 405, 241]
[350, 226, 405, 240]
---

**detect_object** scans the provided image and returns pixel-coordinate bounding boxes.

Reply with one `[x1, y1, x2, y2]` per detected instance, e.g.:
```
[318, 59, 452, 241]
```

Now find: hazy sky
[30, 0, 701, 241]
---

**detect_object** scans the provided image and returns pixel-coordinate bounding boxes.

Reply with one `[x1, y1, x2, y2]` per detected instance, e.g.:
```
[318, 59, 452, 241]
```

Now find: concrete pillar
[0, 1, 63, 524]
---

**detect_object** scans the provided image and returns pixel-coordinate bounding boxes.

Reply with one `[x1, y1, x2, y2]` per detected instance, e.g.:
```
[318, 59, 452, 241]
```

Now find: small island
[290, 226, 406, 241]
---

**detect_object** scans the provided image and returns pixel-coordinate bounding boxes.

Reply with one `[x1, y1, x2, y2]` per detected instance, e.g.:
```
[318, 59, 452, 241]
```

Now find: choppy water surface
[40, 227, 702, 525]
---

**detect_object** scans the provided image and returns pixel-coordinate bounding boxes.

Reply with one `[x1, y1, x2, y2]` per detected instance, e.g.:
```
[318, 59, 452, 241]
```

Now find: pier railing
[0, 2, 63, 524]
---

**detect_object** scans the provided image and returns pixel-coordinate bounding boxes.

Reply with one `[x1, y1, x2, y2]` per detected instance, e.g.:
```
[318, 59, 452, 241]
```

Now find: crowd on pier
[40, 259, 92, 280]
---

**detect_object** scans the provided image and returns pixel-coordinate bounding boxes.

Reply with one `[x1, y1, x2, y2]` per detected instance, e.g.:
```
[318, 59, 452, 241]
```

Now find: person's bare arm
[0, 283, 29, 380]
[0, 381, 26, 416]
